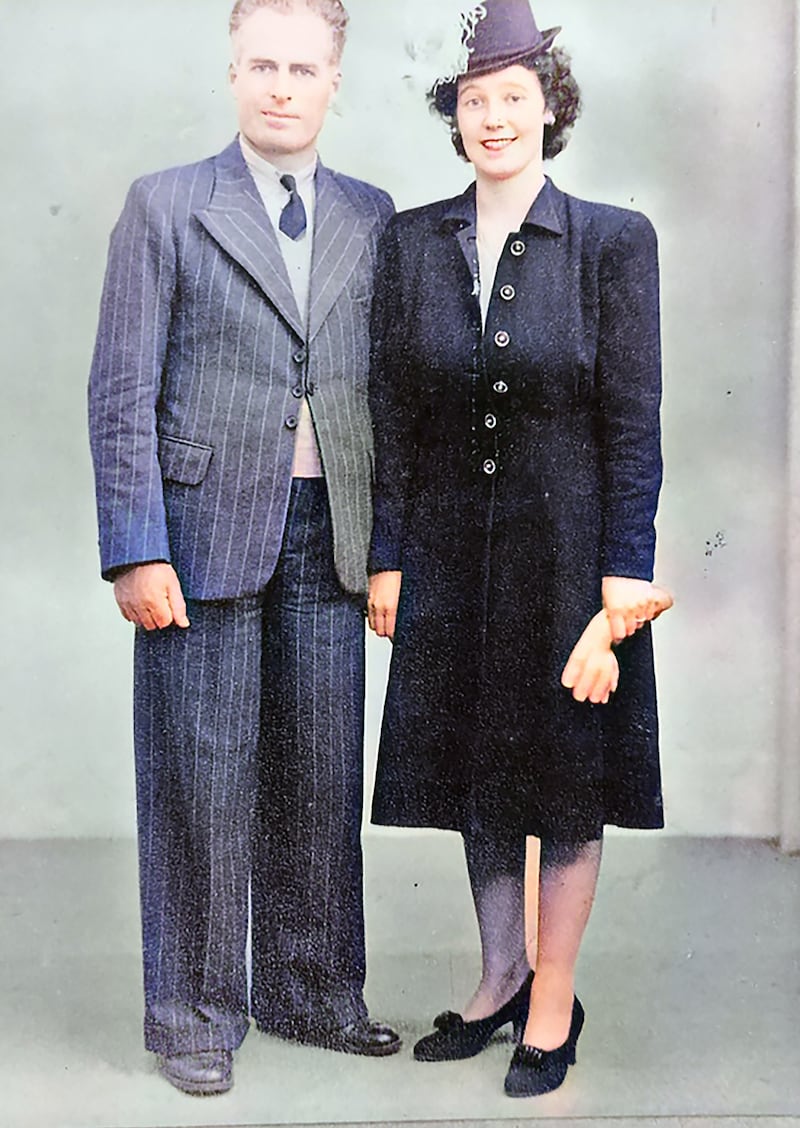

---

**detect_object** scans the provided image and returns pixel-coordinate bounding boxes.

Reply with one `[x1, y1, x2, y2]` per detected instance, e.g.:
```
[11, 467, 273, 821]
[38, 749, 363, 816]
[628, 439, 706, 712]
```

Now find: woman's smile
[482, 136, 517, 152]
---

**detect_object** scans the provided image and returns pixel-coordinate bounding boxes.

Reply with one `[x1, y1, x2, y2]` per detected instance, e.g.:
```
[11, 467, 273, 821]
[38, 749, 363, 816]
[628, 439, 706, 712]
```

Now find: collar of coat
[440, 176, 565, 236]
[194, 138, 381, 342]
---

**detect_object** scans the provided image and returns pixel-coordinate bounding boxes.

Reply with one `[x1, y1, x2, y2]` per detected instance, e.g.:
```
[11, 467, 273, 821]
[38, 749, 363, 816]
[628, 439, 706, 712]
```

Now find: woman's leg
[522, 836, 603, 1050]
[460, 824, 530, 1020]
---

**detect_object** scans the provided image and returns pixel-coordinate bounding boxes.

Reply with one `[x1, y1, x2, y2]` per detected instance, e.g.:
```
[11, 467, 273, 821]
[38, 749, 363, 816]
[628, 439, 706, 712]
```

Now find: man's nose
[269, 70, 292, 102]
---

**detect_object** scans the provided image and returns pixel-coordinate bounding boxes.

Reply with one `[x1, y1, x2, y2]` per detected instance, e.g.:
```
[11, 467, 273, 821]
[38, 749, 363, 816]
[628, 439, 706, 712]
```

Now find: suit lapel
[194, 140, 304, 339]
[307, 164, 372, 342]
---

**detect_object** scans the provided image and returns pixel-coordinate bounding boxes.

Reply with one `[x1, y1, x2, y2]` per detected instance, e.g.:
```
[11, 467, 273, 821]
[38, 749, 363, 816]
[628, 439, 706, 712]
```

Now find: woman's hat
[461, 0, 560, 78]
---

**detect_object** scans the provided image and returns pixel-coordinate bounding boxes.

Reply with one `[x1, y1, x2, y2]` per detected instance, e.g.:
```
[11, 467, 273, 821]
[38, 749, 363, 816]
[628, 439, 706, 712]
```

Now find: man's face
[230, 4, 341, 169]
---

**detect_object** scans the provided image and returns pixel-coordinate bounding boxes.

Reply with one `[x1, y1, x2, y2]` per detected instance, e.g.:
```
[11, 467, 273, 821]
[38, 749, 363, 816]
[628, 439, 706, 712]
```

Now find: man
[88, 0, 398, 1096]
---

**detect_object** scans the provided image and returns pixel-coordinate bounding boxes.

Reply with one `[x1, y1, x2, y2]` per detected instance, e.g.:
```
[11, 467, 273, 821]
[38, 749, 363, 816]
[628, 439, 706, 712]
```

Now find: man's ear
[228, 61, 238, 89]
[329, 69, 342, 103]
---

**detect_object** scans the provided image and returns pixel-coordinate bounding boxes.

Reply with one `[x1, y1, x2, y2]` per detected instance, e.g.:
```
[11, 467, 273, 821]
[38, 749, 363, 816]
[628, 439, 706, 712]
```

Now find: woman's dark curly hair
[428, 47, 581, 162]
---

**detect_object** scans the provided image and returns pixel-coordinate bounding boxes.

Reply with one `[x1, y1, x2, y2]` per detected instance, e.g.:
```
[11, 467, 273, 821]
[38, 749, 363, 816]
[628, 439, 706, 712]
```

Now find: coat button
[493, 380, 509, 394]
[291, 385, 304, 398]
[482, 459, 497, 475]
[510, 240, 526, 256]
[494, 330, 510, 348]
[285, 416, 298, 430]
[293, 347, 307, 364]
[500, 284, 515, 301]
[484, 413, 497, 429]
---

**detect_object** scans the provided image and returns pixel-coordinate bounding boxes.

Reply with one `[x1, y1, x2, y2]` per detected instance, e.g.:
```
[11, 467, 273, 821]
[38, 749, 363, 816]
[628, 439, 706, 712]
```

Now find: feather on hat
[400, 0, 559, 95]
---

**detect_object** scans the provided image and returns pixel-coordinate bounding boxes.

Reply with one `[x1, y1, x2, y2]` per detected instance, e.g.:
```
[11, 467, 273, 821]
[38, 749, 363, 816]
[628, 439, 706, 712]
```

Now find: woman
[367, 0, 672, 1099]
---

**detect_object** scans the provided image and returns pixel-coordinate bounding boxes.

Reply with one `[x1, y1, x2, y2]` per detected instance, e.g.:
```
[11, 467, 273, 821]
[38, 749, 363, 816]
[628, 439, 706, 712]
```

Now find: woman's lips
[482, 137, 516, 151]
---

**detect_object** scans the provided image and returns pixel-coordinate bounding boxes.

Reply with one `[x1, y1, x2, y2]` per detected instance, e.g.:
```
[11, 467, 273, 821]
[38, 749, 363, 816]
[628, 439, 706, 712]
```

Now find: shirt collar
[441, 176, 565, 236]
[239, 134, 318, 193]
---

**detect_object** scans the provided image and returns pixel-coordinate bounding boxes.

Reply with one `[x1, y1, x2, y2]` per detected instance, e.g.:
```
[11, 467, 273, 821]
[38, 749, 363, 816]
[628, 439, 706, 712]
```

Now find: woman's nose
[482, 101, 505, 128]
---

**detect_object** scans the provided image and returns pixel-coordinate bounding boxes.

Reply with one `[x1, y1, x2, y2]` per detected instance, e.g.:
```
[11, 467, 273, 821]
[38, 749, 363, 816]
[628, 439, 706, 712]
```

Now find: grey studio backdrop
[0, 0, 796, 842]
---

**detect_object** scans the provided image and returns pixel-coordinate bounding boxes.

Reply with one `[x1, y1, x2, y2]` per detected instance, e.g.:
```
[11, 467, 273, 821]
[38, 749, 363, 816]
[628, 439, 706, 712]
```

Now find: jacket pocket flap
[158, 436, 213, 485]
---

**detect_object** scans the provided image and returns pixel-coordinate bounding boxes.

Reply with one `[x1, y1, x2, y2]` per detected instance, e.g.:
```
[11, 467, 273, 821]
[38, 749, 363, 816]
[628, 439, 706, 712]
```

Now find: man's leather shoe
[159, 1049, 233, 1096]
[295, 1018, 402, 1056]
[328, 1019, 402, 1056]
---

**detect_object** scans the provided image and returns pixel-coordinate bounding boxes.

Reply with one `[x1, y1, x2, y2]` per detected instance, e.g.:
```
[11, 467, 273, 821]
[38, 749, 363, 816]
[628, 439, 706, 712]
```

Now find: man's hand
[367, 571, 402, 641]
[561, 611, 619, 704]
[114, 563, 190, 631]
[602, 577, 674, 644]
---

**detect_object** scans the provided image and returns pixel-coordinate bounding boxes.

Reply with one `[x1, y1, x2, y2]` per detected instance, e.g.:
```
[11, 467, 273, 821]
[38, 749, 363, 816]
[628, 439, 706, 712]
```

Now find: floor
[0, 834, 798, 1128]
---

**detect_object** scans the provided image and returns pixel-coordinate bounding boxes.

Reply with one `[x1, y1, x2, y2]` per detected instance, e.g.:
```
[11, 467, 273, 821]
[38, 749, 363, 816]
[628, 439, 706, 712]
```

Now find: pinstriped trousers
[133, 480, 368, 1056]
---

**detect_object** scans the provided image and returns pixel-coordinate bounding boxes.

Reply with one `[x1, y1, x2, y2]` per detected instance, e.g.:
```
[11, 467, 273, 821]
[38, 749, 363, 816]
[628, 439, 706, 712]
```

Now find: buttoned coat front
[89, 139, 392, 600]
[369, 180, 664, 841]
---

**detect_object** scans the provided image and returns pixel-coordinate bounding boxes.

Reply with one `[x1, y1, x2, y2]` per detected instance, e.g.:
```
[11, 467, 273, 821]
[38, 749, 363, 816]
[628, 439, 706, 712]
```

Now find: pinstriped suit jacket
[88, 139, 394, 599]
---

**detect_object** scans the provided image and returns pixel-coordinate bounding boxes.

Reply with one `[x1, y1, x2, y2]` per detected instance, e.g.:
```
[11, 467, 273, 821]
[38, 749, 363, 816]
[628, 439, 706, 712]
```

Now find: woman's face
[456, 64, 552, 182]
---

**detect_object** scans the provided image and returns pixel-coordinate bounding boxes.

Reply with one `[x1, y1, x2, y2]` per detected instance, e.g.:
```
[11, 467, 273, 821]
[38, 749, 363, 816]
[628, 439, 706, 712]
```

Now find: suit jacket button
[307, 381, 316, 395]
[293, 348, 307, 364]
[482, 459, 497, 475]
[510, 240, 526, 256]
[494, 330, 510, 348]
[292, 385, 304, 398]
[500, 284, 516, 301]
[493, 380, 509, 394]
[285, 416, 298, 430]
[484, 413, 497, 429]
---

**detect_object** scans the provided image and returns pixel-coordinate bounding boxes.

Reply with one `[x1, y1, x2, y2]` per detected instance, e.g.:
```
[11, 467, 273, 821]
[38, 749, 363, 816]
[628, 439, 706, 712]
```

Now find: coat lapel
[194, 139, 304, 339]
[307, 164, 372, 342]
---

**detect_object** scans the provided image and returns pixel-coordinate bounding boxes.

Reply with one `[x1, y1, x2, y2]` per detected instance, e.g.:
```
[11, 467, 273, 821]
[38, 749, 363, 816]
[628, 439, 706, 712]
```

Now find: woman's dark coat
[368, 179, 664, 841]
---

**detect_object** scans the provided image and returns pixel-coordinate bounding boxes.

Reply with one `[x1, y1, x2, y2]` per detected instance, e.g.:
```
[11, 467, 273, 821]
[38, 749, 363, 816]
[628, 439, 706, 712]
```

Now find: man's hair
[229, 0, 349, 64]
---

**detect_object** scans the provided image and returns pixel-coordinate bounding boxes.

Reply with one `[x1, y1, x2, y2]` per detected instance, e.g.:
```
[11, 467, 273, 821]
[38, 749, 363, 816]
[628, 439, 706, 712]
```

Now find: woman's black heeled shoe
[413, 972, 533, 1062]
[503, 995, 585, 1098]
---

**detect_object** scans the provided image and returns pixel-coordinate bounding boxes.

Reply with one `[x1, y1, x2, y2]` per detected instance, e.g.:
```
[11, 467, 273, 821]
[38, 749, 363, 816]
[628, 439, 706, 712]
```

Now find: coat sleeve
[87, 176, 176, 580]
[595, 212, 663, 580]
[368, 218, 421, 574]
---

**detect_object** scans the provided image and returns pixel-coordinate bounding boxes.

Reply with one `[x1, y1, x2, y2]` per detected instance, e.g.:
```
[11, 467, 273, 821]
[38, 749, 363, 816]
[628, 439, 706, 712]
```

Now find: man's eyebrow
[244, 57, 320, 70]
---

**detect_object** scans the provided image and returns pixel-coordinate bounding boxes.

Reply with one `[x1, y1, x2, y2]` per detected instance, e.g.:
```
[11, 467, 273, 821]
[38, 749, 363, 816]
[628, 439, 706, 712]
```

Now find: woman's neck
[475, 162, 546, 236]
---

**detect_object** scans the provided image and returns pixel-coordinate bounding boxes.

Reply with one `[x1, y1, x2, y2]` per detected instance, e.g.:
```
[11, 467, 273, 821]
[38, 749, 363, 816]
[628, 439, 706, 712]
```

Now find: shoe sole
[161, 1073, 231, 1091]
[263, 1028, 403, 1057]
[160, 1070, 233, 1097]
[310, 1034, 403, 1057]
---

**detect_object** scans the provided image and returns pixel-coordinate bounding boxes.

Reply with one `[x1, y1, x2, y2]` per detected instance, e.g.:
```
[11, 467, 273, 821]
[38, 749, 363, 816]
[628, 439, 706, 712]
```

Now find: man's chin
[245, 132, 310, 164]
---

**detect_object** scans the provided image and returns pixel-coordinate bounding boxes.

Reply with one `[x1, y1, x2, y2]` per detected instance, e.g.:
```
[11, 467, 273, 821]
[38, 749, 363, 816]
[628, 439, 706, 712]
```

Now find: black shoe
[503, 996, 584, 1098]
[288, 1018, 402, 1057]
[413, 972, 533, 1062]
[159, 1049, 233, 1096]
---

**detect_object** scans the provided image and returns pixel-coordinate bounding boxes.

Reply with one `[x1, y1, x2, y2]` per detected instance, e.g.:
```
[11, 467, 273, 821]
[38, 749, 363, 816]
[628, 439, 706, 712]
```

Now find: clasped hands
[562, 577, 673, 705]
[368, 573, 673, 707]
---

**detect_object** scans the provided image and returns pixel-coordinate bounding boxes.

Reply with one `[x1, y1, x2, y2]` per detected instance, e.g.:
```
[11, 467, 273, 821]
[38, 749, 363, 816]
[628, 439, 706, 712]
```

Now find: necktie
[279, 174, 307, 240]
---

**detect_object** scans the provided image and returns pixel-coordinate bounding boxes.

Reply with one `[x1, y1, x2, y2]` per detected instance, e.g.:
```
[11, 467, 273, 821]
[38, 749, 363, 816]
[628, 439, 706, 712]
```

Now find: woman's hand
[602, 577, 674, 643]
[561, 611, 619, 704]
[367, 571, 402, 641]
